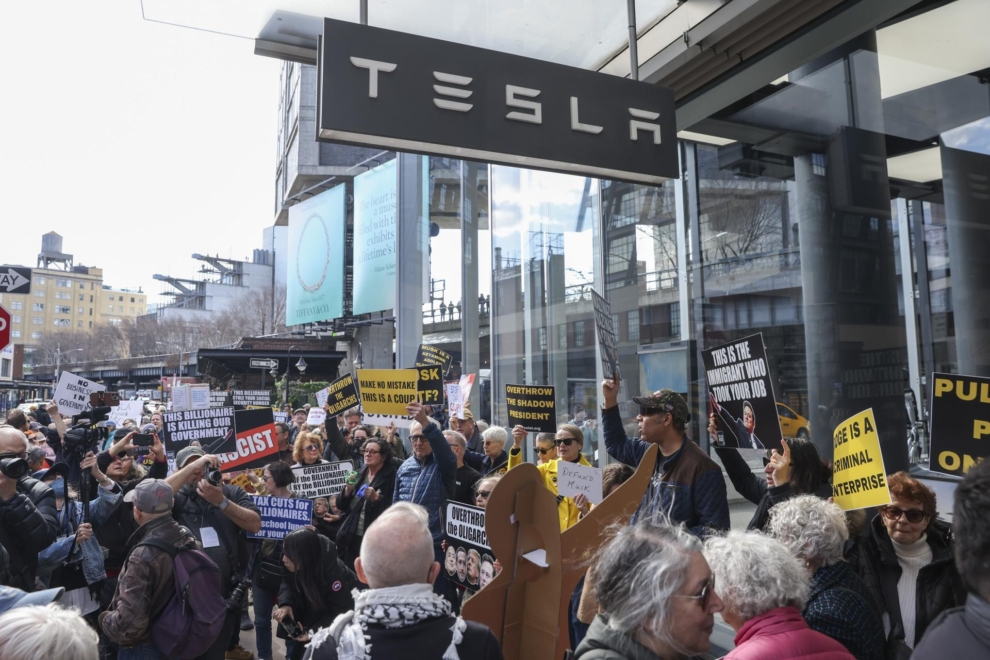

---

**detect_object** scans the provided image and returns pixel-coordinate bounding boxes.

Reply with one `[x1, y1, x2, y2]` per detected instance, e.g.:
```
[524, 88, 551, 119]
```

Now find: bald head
[358, 502, 435, 588]
[0, 427, 29, 455]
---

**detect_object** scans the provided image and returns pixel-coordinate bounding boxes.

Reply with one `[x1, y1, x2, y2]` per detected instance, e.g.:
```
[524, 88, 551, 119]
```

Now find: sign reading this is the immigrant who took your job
[831, 408, 891, 511]
[929, 373, 990, 476]
[506, 384, 556, 433]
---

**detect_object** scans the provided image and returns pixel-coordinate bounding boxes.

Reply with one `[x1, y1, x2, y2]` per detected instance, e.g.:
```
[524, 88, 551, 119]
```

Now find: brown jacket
[98, 514, 200, 647]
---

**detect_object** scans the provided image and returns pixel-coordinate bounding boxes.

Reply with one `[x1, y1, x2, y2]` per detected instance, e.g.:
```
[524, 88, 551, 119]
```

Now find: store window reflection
[490, 167, 601, 465]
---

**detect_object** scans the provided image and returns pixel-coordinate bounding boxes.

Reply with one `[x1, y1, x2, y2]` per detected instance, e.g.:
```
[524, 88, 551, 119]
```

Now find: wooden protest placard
[443, 501, 493, 592]
[54, 372, 105, 416]
[357, 369, 419, 416]
[323, 373, 359, 417]
[291, 461, 352, 499]
[929, 372, 990, 476]
[162, 407, 234, 471]
[831, 408, 891, 511]
[506, 384, 556, 433]
[557, 461, 603, 505]
[591, 291, 620, 380]
[416, 365, 444, 407]
[415, 344, 453, 375]
[703, 332, 783, 451]
[247, 496, 313, 540]
[214, 408, 280, 473]
[233, 390, 273, 407]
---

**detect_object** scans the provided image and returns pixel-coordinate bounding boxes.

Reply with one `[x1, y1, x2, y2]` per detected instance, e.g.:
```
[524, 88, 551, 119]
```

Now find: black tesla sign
[317, 19, 678, 185]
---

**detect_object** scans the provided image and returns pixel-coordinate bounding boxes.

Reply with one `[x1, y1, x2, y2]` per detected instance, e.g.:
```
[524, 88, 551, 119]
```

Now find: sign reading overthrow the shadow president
[317, 19, 677, 185]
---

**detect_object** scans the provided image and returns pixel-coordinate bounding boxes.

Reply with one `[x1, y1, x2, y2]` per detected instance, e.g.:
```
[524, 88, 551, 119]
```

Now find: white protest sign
[54, 372, 106, 416]
[108, 401, 144, 427]
[315, 387, 330, 408]
[291, 461, 353, 499]
[189, 384, 211, 410]
[446, 383, 463, 420]
[557, 461, 604, 505]
[361, 411, 414, 429]
[171, 385, 189, 411]
[307, 408, 327, 426]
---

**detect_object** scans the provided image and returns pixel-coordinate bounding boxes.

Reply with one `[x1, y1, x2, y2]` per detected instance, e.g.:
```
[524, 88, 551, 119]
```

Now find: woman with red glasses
[846, 472, 965, 657]
[507, 423, 594, 531]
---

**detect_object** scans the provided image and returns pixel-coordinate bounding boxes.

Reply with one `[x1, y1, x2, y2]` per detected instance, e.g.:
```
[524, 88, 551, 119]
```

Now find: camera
[206, 467, 223, 487]
[0, 455, 29, 480]
[226, 574, 252, 612]
[65, 406, 113, 460]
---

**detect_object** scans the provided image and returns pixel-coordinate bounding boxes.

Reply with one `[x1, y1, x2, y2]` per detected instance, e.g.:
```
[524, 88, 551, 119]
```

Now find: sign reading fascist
[929, 373, 990, 476]
[317, 19, 677, 185]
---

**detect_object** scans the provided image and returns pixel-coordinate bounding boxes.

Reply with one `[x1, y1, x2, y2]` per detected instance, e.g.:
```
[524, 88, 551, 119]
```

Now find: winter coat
[715, 446, 832, 530]
[0, 475, 59, 590]
[725, 607, 856, 660]
[602, 406, 729, 538]
[804, 561, 885, 660]
[277, 533, 358, 633]
[335, 457, 398, 553]
[913, 594, 990, 659]
[322, 423, 364, 470]
[845, 515, 965, 647]
[394, 422, 457, 541]
[98, 515, 201, 647]
[573, 614, 664, 660]
[507, 448, 593, 530]
[464, 448, 509, 477]
[37, 481, 123, 586]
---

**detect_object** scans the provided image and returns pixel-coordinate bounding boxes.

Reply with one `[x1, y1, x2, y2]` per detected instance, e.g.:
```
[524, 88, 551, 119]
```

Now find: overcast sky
[0, 1, 280, 306]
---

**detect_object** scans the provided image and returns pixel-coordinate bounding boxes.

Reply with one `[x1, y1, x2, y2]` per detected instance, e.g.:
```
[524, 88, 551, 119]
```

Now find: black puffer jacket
[0, 476, 58, 590]
[846, 515, 966, 646]
[278, 533, 358, 634]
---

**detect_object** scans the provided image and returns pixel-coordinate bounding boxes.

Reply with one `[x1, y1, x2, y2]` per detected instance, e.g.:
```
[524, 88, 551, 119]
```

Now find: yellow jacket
[507, 447, 592, 531]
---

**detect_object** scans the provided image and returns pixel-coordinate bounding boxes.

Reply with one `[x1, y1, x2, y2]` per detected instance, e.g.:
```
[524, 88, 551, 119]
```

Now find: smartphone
[132, 434, 155, 447]
[281, 616, 303, 638]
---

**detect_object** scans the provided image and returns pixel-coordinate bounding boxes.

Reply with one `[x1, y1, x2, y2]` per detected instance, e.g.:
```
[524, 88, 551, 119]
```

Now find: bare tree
[701, 177, 786, 261]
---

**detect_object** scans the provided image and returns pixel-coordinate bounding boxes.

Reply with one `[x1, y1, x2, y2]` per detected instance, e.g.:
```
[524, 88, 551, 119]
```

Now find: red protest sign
[216, 408, 280, 472]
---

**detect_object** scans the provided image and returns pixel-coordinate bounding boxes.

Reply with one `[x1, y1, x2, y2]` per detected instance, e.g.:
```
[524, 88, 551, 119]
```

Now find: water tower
[37, 232, 74, 270]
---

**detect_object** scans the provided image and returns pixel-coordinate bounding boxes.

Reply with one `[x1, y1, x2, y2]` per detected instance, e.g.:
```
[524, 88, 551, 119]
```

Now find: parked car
[776, 402, 810, 440]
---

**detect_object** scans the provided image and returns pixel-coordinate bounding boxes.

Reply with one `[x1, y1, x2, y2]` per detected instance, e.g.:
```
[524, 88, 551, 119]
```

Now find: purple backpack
[136, 538, 227, 659]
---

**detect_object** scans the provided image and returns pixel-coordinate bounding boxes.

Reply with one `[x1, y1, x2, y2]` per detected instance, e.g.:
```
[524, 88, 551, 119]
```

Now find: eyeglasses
[410, 434, 427, 442]
[476, 490, 492, 499]
[534, 446, 552, 455]
[555, 437, 578, 447]
[639, 406, 665, 417]
[447, 444, 460, 449]
[674, 576, 716, 610]
[303, 445, 319, 452]
[263, 474, 274, 482]
[363, 449, 381, 456]
[482, 440, 500, 446]
[881, 506, 928, 524]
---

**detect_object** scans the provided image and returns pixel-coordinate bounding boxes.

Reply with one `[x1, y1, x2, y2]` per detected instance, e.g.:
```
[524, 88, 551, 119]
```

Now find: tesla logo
[351, 57, 662, 145]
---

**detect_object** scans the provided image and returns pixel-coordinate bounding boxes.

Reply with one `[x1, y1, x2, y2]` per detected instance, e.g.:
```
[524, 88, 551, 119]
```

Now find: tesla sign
[317, 19, 677, 185]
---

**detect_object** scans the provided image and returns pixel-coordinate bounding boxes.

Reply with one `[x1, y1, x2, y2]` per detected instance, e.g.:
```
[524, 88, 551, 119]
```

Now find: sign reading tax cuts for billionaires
[291, 461, 352, 499]
[506, 384, 556, 433]
[357, 369, 419, 416]
[162, 408, 234, 469]
[415, 344, 453, 375]
[703, 333, 782, 451]
[831, 408, 891, 511]
[248, 496, 314, 540]
[324, 373, 359, 417]
[317, 19, 677, 185]
[929, 373, 990, 476]
[287, 184, 345, 326]
[352, 159, 396, 316]
[443, 501, 493, 592]
[214, 408, 280, 473]
[54, 372, 106, 416]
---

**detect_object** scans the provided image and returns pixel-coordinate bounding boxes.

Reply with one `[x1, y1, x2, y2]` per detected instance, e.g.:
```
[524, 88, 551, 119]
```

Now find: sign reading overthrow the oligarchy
[324, 373, 360, 417]
[443, 501, 492, 592]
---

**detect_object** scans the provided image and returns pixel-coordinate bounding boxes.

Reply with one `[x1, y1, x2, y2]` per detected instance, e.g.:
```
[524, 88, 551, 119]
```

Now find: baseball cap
[28, 421, 42, 431]
[632, 389, 691, 425]
[97, 420, 118, 430]
[0, 585, 64, 615]
[124, 478, 174, 513]
[455, 409, 474, 421]
[175, 445, 206, 468]
[141, 423, 158, 434]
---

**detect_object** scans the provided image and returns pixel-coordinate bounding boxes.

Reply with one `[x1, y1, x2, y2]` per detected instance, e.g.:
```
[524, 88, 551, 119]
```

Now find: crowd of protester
[1, 375, 987, 660]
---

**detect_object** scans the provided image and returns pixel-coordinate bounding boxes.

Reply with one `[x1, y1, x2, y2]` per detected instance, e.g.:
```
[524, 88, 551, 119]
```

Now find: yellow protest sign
[831, 408, 891, 511]
[357, 369, 419, 416]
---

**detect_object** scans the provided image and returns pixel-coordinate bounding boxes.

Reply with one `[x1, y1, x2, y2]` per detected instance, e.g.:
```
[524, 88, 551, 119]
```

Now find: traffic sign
[0, 304, 10, 352]
[250, 358, 279, 370]
[0, 266, 30, 294]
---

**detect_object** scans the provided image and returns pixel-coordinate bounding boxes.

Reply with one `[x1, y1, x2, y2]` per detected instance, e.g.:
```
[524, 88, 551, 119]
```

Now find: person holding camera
[0, 426, 59, 591]
[166, 447, 261, 660]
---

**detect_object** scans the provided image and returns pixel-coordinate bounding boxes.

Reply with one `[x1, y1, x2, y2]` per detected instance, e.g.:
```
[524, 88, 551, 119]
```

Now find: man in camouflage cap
[600, 378, 728, 538]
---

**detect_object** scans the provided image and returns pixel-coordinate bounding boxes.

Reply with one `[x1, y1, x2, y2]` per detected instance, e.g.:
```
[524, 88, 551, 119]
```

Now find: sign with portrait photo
[443, 501, 495, 593]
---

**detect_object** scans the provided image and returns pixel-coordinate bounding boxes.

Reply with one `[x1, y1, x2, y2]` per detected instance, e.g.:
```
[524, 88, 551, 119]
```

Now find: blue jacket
[394, 422, 457, 541]
[602, 405, 729, 538]
[805, 561, 885, 660]
[38, 482, 123, 586]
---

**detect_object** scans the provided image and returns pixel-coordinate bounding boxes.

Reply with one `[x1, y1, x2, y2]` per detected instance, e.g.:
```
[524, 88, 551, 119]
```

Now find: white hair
[481, 425, 507, 447]
[443, 430, 467, 449]
[705, 531, 808, 621]
[768, 495, 848, 566]
[360, 502, 435, 588]
[593, 517, 702, 651]
[0, 605, 98, 660]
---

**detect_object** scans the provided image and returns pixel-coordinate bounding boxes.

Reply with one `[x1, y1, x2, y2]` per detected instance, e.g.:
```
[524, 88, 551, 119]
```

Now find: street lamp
[284, 345, 304, 408]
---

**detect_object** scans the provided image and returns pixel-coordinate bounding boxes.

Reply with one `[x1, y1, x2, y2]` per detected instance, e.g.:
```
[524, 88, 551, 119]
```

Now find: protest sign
[214, 408, 280, 472]
[415, 344, 453, 375]
[443, 501, 492, 592]
[189, 384, 210, 410]
[210, 390, 233, 407]
[307, 408, 327, 426]
[273, 411, 290, 425]
[416, 366, 444, 407]
[703, 333, 782, 451]
[108, 401, 144, 427]
[54, 372, 106, 416]
[248, 496, 314, 540]
[361, 412, 414, 429]
[929, 372, 990, 476]
[831, 408, 891, 511]
[229, 472, 258, 494]
[506, 384, 556, 433]
[291, 461, 353, 499]
[171, 385, 189, 412]
[591, 291, 620, 381]
[233, 390, 273, 407]
[557, 461, 603, 505]
[324, 373, 360, 417]
[447, 383, 463, 420]
[357, 369, 419, 416]
[460, 374, 476, 403]
[162, 407, 235, 471]
[315, 387, 330, 409]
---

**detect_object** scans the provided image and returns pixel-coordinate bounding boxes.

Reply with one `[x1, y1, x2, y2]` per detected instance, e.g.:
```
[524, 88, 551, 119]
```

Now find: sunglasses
[674, 576, 716, 610]
[880, 506, 928, 524]
[555, 437, 578, 447]
[304, 445, 319, 451]
[534, 446, 552, 455]
[476, 490, 492, 499]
